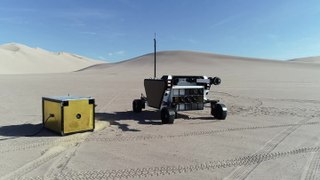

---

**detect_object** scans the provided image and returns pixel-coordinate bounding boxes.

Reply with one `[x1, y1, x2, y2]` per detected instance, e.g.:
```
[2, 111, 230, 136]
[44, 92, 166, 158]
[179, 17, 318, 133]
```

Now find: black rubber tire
[174, 109, 178, 118]
[161, 107, 175, 124]
[133, 99, 143, 113]
[211, 103, 227, 120]
[212, 77, 221, 85]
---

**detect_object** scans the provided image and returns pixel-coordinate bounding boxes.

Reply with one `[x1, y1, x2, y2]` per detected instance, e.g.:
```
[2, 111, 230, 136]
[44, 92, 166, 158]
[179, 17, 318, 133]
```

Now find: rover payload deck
[133, 75, 227, 124]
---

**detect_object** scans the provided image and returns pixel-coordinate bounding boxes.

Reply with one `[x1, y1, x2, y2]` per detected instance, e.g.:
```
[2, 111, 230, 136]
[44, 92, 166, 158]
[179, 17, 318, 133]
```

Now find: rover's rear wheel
[161, 107, 175, 124]
[133, 99, 143, 113]
[174, 109, 178, 118]
[211, 103, 227, 120]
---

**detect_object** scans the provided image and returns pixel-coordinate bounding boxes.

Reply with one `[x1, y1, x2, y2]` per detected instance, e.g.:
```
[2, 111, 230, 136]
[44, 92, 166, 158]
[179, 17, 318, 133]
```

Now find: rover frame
[133, 75, 227, 124]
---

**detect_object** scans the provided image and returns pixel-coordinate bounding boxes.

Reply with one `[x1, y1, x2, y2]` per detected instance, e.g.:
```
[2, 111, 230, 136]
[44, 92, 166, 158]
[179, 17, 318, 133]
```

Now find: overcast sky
[1, 0, 320, 62]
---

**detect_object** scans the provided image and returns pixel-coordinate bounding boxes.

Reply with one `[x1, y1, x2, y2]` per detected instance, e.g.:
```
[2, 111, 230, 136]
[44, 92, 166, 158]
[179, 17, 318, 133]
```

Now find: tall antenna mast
[153, 33, 157, 79]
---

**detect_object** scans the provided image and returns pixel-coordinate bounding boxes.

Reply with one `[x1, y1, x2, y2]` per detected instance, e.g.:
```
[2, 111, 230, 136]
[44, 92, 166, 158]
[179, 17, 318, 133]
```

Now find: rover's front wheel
[133, 99, 143, 113]
[161, 107, 175, 124]
[211, 103, 227, 120]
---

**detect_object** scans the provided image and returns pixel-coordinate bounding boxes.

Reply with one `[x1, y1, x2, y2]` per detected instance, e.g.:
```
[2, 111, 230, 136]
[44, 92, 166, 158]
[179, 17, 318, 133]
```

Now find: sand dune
[0, 43, 105, 74]
[85, 50, 320, 73]
[289, 56, 320, 64]
[1, 49, 320, 179]
[84, 50, 279, 71]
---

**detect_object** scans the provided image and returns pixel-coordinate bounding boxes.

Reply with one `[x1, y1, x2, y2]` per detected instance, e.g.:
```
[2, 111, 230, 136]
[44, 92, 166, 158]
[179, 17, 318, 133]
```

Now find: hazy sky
[1, 0, 320, 62]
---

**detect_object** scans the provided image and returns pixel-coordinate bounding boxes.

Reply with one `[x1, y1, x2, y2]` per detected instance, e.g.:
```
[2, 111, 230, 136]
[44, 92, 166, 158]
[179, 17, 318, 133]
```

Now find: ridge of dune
[81, 50, 284, 72]
[289, 56, 320, 64]
[122, 50, 280, 64]
[82, 50, 320, 74]
[0, 43, 106, 74]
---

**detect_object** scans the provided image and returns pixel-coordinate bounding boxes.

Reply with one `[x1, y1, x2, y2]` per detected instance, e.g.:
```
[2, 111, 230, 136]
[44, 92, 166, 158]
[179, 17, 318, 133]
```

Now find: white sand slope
[0, 43, 105, 74]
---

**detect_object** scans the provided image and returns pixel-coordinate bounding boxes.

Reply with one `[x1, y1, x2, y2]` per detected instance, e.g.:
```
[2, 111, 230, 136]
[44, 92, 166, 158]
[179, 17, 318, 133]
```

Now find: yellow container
[42, 96, 95, 135]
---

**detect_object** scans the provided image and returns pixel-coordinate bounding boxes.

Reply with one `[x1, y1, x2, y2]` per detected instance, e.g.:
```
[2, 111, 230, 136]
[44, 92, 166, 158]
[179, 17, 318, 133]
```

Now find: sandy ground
[1, 51, 320, 179]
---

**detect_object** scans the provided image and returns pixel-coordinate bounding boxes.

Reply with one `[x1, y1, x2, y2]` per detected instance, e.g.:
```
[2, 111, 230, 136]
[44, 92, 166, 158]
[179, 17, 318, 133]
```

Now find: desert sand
[0, 43, 104, 74]
[290, 56, 320, 64]
[1, 50, 320, 180]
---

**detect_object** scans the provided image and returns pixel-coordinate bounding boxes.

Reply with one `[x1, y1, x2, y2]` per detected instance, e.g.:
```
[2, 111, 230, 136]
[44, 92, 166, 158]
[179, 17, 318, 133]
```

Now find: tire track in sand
[1, 121, 319, 153]
[215, 91, 320, 118]
[26, 146, 320, 179]
[223, 117, 312, 180]
[300, 138, 320, 180]
[0, 145, 67, 180]
[0, 132, 90, 180]
[86, 121, 319, 142]
[41, 121, 108, 179]
[43, 143, 80, 179]
[300, 151, 320, 180]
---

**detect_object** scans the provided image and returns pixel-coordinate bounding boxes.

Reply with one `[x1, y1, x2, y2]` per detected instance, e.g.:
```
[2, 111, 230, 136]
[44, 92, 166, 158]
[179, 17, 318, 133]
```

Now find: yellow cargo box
[42, 96, 95, 135]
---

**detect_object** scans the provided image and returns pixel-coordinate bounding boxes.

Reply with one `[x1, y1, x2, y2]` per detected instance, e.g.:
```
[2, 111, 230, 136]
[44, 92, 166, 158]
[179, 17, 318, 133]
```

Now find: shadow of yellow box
[42, 96, 95, 135]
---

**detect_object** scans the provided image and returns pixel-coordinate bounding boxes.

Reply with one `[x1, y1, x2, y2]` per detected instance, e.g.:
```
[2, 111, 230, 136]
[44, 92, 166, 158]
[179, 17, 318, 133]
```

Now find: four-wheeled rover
[133, 75, 227, 124]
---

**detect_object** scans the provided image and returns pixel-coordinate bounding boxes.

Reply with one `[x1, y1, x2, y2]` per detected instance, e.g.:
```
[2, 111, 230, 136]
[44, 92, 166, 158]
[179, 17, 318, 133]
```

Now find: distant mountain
[0, 43, 105, 74]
